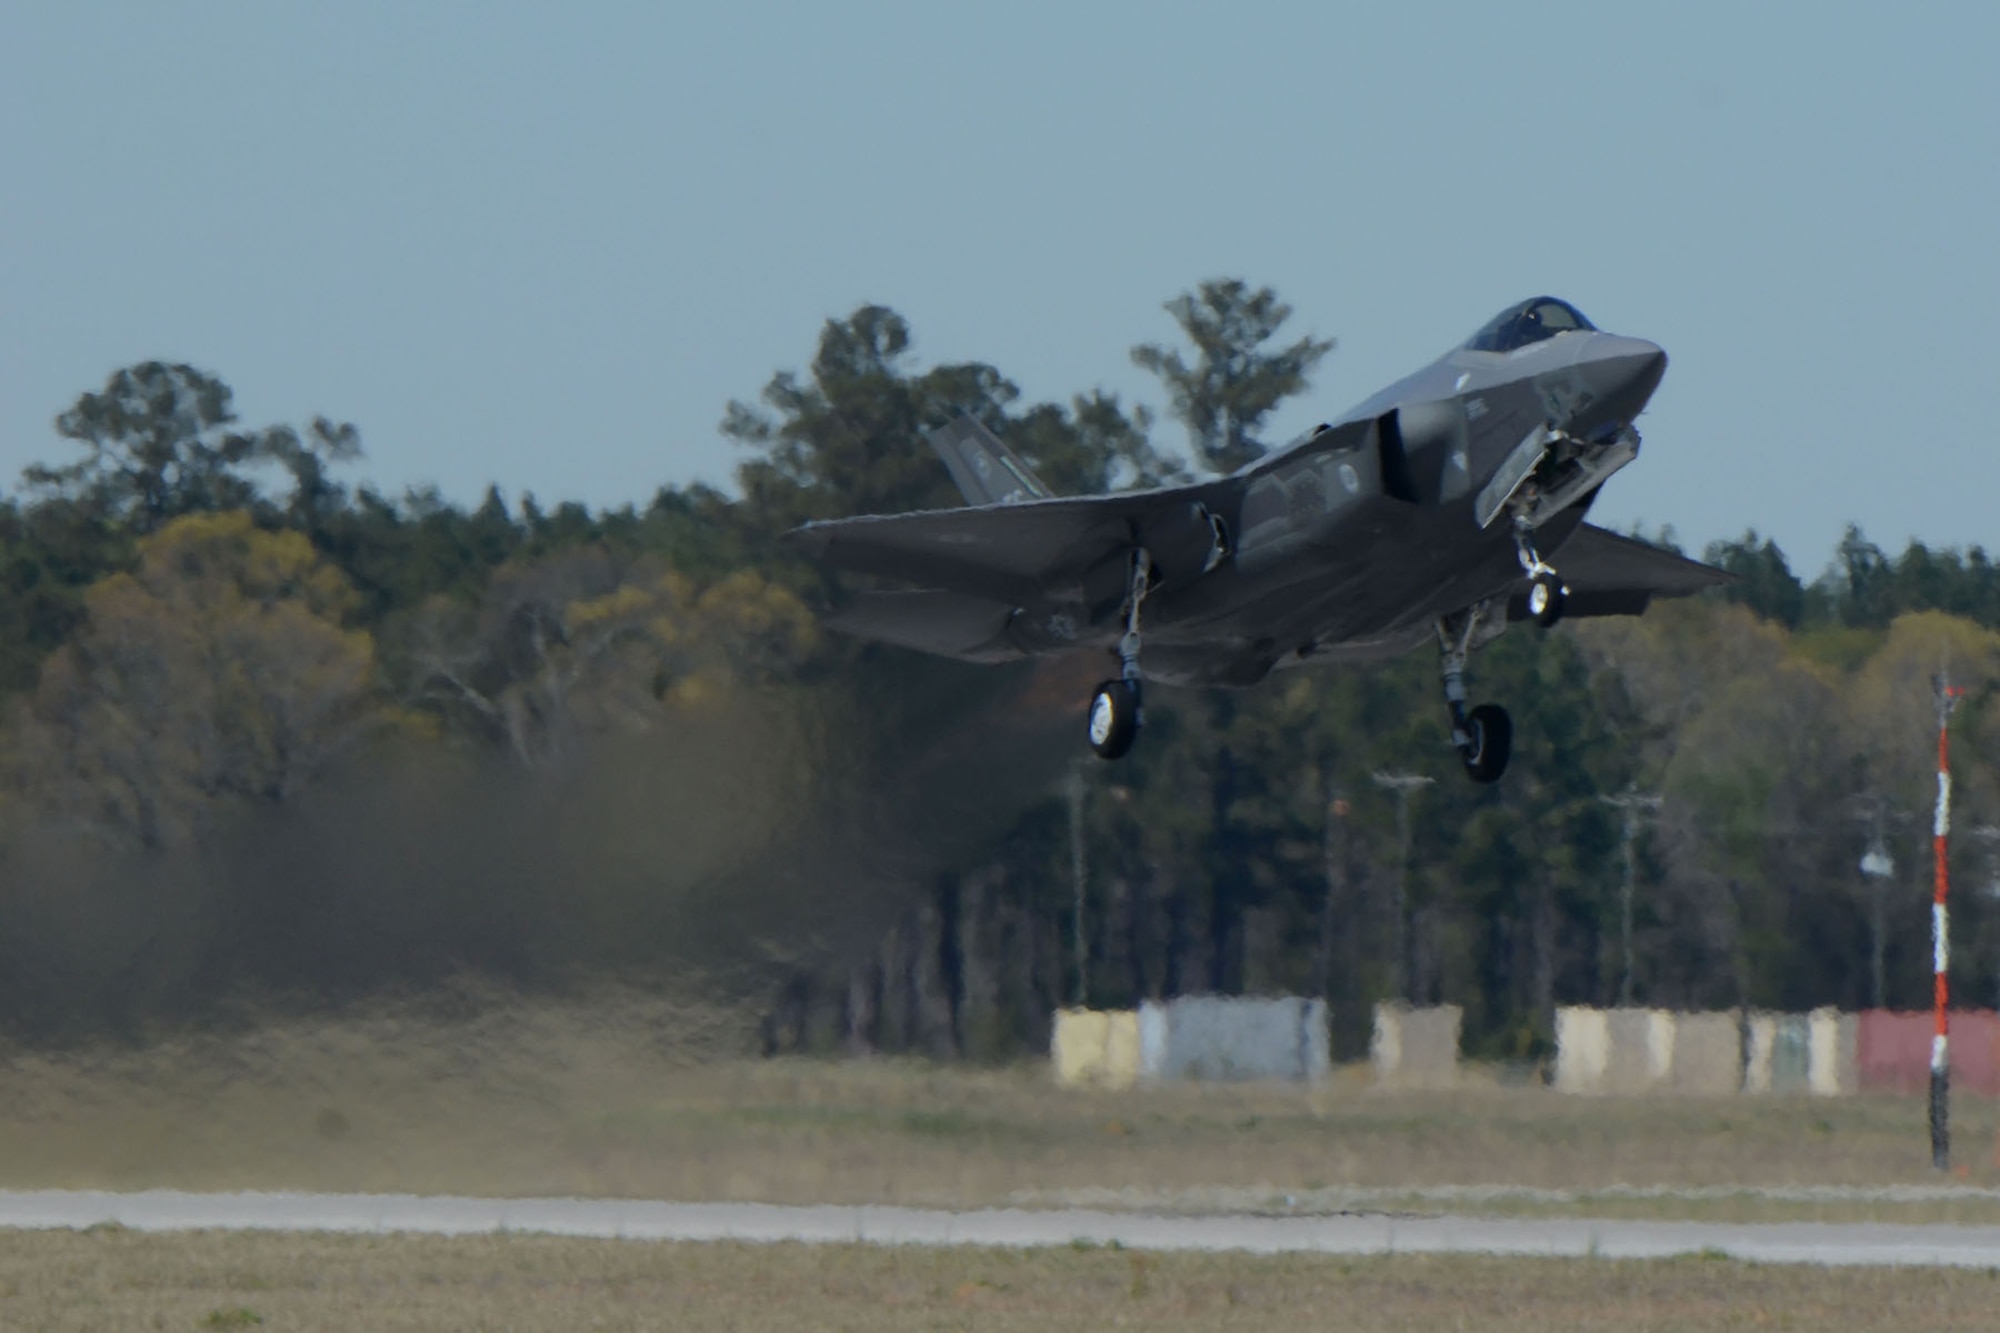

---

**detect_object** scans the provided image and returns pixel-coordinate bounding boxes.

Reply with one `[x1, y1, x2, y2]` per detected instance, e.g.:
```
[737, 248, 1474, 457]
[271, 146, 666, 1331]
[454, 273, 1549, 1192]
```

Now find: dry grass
[4, 994, 2000, 1223]
[7, 1229, 2000, 1332]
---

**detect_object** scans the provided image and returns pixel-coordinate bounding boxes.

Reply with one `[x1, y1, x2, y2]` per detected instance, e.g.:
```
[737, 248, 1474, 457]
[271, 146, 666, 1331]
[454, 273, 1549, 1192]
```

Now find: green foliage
[1131, 279, 1335, 473]
[1704, 530, 1805, 628]
[724, 305, 1012, 531]
[29, 361, 362, 535]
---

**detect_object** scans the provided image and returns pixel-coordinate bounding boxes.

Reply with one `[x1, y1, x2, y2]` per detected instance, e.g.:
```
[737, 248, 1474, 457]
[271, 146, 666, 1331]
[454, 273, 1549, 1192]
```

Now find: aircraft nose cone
[1581, 335, 1667, 426]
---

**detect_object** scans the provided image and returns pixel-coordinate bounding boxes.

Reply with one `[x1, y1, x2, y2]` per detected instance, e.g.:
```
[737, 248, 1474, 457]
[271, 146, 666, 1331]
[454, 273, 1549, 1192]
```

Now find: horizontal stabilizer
[1517, 523, 1734, 620]
[823, 589, 1022, 662]
[927, 416, 1053, 506]
[1556, 524, 1735, 597]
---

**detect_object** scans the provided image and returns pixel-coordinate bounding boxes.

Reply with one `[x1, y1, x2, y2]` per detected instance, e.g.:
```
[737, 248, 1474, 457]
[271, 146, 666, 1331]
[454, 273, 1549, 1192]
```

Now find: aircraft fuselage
[1077, 320, 1668, 685]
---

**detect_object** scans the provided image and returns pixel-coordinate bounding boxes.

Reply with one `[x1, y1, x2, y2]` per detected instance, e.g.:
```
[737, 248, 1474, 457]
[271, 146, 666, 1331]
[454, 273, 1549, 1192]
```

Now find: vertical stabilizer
[926, 415, 1053, 506]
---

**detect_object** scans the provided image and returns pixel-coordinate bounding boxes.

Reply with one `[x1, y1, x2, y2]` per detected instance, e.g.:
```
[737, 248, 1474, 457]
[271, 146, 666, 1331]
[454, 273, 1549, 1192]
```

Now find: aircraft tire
[1460, 703, 1512, 783]
[1528, 575, 1567, 629]
[1088, 679, 1141, 760]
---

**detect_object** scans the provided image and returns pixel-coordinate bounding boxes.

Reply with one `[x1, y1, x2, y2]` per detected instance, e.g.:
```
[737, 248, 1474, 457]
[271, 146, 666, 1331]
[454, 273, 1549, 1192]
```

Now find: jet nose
[1578, 334, 1667, 428]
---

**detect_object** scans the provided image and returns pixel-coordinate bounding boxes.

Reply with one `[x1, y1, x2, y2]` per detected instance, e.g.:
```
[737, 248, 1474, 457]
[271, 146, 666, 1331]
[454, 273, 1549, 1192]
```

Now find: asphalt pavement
[3, 1190, 2000, 1267]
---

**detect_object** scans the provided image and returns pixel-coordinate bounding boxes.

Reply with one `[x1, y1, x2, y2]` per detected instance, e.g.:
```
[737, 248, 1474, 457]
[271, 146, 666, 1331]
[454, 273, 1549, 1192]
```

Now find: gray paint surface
[1139, 995, 1329, 1083]
[5, 1190, 2000, 1268]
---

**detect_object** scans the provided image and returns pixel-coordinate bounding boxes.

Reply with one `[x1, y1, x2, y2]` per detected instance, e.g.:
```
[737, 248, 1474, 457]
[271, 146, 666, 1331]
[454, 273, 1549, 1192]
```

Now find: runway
[4, 1190, 2000, 1267]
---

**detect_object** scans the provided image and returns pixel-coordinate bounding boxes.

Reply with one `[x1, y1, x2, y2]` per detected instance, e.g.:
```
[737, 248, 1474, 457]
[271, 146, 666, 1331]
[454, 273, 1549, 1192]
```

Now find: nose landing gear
[1515, 519, 1568, 630]
[1439, 602, 1512, 784]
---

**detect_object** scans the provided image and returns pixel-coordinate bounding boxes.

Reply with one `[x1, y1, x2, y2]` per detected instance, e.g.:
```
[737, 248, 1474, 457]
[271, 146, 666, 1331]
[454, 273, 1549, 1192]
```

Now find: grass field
[9, 1229, 2000, 1332]
[2, 994, 1999, 1226]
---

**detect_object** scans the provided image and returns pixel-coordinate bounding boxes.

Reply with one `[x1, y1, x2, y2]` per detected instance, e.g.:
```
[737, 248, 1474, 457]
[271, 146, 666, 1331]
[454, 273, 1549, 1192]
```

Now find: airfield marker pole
[1930, 673, 1963, 1172]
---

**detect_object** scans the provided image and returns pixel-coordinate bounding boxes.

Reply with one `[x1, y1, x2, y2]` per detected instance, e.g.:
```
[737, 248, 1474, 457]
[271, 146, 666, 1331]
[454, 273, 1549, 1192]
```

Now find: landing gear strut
[1439, 603, 1512, 784]
[1087, 551, 1151, 760]
[1514, 517, 1567, 630]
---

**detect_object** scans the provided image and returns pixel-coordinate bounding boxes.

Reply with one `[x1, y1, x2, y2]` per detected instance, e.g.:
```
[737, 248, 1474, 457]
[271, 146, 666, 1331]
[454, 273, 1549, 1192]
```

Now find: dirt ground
[8, 1229, 2000, 1333]
[2, 995, 1997, 1223]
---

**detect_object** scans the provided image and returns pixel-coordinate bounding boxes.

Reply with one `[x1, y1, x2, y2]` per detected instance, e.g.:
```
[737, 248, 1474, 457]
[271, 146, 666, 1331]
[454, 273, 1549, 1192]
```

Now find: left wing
[787, 415, 1386, 603]
[786, 487, 1215, 605]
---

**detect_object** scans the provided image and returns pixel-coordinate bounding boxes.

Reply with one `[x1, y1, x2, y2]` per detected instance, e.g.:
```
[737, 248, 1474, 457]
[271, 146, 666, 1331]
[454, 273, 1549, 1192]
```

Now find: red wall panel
[1857, 1010, 2000, 1095]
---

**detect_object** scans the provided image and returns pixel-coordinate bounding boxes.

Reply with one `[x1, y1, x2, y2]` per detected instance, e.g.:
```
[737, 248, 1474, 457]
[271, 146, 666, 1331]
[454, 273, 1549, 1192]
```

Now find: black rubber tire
[1460, 703, 1512, 783]
[1087, 679, 1141, 760]
[1529, 575, 1567, 629]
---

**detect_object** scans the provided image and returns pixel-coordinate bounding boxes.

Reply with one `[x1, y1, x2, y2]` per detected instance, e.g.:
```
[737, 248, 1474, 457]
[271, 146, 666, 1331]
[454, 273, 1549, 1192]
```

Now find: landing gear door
[1475, 425, 1551, 530]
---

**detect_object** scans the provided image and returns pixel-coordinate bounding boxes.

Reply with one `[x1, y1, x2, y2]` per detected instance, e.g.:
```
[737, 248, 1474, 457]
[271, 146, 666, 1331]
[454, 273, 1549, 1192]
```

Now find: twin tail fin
[925, 416, 1052, 506]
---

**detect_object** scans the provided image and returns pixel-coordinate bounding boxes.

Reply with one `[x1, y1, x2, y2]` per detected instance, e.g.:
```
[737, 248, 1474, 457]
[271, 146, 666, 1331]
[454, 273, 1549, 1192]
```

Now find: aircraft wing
[1533, 522, 1735, 618]
[786, 488, 1202, 605]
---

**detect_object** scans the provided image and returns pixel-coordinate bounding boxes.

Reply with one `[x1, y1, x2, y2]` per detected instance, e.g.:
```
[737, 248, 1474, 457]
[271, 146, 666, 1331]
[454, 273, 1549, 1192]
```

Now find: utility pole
[1930, 672, 1964, 1172]
[1854, 794, 1896, 1011]
[1600, 787, 1663, 1007]
[1065, 761, 1089, 1008]
[1373, 771, 1434, 1004]
[1312, 766, 1351, 1000]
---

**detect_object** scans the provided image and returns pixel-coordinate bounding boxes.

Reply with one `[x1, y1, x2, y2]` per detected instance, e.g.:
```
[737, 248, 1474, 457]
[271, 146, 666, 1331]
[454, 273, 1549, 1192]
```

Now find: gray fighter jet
[788, 297, 1729, 782]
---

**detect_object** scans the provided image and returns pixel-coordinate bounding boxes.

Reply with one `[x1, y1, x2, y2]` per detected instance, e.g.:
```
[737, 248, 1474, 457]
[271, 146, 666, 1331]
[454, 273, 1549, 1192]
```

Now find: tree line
[2, 284, 1997, 1060]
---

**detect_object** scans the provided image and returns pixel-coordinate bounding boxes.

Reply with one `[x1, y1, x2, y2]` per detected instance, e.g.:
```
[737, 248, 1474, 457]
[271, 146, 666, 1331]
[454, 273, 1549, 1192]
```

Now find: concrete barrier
[1670, 1012, 1742, 1096]
[1600, 1009, 1675, 1094]
[1551, 1006, 1914, 1099]
[1743, 1012, 1811, 1094]
[1808, 1008, 1859, 1097]
[1137, 996, 1329, 1083]
[1554, 1007, 1610, 1093]
[1050, 1008, 1141, 1089]
[1560, 1007, 1730, 1096]
[1370, 1004, 1462, 1089]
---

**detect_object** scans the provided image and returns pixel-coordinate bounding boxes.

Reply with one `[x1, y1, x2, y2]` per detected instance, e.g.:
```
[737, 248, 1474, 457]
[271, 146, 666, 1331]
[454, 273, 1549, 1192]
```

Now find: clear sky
[4, 3, 1995, 574]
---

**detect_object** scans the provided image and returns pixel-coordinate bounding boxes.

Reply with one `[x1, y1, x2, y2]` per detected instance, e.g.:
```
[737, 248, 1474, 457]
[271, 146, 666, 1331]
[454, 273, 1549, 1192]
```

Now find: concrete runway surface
[4, 1190, 2000, 1267]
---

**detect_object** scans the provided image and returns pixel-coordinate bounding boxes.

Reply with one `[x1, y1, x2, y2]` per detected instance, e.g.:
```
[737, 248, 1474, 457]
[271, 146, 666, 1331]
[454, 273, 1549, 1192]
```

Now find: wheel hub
[1088, 694, 1115, 746]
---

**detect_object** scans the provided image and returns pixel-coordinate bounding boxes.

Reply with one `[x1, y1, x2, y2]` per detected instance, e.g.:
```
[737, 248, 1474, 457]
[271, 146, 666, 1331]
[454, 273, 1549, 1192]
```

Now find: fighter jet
[787, 297, 1729, 782]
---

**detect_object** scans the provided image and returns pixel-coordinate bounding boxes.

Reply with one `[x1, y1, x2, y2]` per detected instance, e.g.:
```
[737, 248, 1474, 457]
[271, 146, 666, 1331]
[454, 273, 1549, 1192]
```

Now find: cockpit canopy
[1464, 297, 1596, 353]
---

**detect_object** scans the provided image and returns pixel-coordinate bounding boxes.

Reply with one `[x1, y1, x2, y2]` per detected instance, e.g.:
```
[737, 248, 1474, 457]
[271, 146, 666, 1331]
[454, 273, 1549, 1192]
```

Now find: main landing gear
[1438, 602, 1512, 783]
[1087, 551, 1151, 760]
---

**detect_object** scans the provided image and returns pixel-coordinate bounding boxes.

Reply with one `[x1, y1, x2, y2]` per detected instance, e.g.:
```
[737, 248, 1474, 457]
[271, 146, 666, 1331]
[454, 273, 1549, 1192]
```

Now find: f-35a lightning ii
[788, 297, 1730, 783]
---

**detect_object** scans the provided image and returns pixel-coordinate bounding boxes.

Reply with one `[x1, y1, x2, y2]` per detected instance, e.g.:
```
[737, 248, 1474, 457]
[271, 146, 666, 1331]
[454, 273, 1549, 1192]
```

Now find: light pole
[1313, 768, 1351, 1001]
[1855, 795, 1896, 1011]
[1065, 760, 1089, 1008]
[1373, 770, 1434, 1003]
[1601, 787, 1663, 1007]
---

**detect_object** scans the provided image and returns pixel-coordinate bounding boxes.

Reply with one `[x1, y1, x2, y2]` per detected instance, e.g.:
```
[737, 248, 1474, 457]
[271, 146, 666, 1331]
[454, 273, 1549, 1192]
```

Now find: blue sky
[4, 3, 1995, 573]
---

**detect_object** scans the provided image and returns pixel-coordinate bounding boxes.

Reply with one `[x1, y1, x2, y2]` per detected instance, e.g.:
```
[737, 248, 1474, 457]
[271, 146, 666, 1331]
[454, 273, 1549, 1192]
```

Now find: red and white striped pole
[1930, 673, 1964, 1172]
